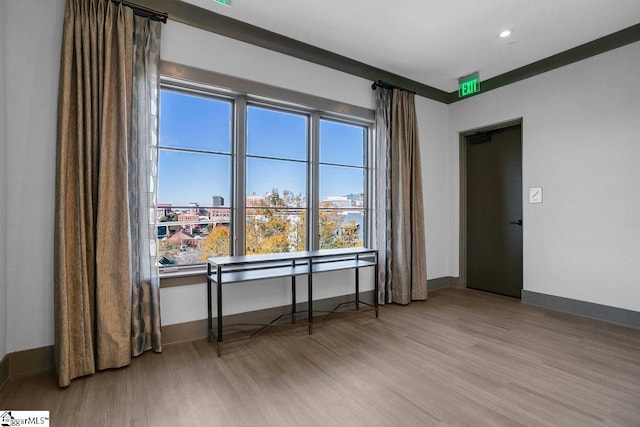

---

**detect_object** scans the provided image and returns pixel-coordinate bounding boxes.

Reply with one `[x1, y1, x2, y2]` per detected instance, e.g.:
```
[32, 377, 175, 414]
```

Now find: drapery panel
[55, 0, 161, 388]
[374, 87, 393, 304]
[390, 89, 427, 303]
[374, 87, 427, 305]
[130, 15, 162, 357]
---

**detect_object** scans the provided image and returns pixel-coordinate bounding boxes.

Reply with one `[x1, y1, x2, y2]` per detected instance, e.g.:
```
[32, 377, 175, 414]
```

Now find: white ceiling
[181, 0, 640, 93]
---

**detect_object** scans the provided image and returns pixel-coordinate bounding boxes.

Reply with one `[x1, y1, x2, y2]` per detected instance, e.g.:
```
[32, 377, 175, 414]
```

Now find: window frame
[243, 100, 311, 255]
[158, 66, 374, 277]
[317, 116, 369, 250]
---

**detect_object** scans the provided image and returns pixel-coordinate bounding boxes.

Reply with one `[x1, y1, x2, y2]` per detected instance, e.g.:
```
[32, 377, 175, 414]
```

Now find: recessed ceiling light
[499, 29, 512, 38]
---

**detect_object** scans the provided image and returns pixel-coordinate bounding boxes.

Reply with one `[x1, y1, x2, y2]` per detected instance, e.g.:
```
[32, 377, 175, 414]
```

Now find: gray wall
[449, 41, 640, 312]
[4, 0, 64, 354]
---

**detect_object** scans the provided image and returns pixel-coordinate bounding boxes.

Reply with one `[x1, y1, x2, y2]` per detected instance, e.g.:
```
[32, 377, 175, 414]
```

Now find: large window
[158, 89, 232, 266]
[319, 119, 366, 249]
[245, 106, 308, 254]
[158, 82, 371, 269]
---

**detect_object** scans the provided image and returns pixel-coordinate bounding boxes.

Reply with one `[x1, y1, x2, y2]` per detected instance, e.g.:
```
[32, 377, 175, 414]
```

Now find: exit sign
[213, 0, 232, 6]
[458, 73, 480, 98]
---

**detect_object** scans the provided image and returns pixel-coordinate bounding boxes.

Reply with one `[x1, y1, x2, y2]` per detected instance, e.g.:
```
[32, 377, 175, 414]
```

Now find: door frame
[458, 117, 523, 289]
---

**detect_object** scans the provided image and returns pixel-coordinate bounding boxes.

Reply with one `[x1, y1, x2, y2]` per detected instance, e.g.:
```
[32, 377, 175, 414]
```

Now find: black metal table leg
[217, 265, 223, 357]
[207, 263, 213, 341]
[374, 252, 379, 318]
[355, 254, 360, 311]
[292, 272, 297, 324]
[308, 258, 313, 334]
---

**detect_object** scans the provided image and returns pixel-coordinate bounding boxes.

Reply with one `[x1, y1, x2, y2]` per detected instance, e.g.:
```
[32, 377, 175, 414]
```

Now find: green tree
[293, 209, 306, 251]
[246, 188, 305, 254]
[319, 206, 342, 249]
[243, 188, 361, 253]
[318, 201, 362, 249]
[335, 219, 361, 248]
[199, 225, 230, 261]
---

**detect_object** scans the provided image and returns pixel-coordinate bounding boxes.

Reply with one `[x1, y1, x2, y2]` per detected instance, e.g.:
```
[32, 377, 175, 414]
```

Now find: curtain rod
[371, 80, 416, 94]
[111, 0, 168, 23]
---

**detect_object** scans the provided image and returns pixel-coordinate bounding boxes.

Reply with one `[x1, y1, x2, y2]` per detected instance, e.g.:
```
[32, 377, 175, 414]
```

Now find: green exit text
[458, 78, 480, 98]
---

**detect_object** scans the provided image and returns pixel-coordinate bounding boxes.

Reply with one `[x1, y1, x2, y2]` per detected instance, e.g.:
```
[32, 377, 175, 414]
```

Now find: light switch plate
[529, 187, 543, 204]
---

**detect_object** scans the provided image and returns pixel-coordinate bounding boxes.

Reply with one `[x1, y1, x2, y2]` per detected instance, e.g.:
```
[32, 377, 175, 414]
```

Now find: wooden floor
[1, 288, 639, 426]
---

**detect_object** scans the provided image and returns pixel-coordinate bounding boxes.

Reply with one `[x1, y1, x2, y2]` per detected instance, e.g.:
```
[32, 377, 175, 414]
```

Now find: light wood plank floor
[1, 288, 639, 426]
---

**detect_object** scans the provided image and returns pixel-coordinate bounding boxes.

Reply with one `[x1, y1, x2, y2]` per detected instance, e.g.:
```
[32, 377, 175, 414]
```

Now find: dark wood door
[466, 124, 523, 298]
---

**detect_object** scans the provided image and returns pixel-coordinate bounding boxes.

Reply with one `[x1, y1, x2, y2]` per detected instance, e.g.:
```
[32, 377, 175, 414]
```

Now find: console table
[207, 248, 379, 356]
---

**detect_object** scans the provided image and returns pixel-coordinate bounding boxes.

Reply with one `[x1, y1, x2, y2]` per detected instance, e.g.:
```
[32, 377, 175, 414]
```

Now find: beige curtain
[374, 87, 427, 305]
[55, 0, 162, 388]
[130, 15, 162, 357]
[374, 87, 393, 304]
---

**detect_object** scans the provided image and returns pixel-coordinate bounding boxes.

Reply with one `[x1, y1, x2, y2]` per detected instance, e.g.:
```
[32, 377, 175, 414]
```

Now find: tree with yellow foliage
[197, 188, 361, 258]
[199, 225, 231, 261]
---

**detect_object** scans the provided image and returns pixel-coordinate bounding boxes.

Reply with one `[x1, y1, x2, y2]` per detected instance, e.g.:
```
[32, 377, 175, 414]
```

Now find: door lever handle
[509, 219, 523, 226]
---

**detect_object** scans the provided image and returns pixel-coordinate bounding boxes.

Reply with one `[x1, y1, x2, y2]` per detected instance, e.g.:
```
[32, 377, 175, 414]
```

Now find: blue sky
[158, 90, 365, 207]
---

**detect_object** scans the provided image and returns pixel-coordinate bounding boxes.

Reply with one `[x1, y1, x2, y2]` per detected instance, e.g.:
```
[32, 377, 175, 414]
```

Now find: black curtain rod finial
[111, 0, 168, 23]
[372, 80, 387, 91]
[371, 79, 415, 94]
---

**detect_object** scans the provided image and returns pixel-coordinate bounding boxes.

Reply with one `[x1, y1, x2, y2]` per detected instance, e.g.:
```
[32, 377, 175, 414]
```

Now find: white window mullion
[233, 95, 247, 256]
[365, 124, 374, 248]
[309, 111, 321, 251]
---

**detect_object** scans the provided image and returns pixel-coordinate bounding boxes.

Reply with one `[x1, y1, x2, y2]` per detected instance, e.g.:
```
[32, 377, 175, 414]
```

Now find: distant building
[177, 213, 200, 233]
[346, 192, 364, 207]
[158, 256, 174, 266]
[212, 195, 224, 207]
[326, 196, 351, 208]
[157, 203, 172, 219]
[166, 230, 199, 247]
[178, 213, 199, 222]
[346, 192, 363, 202]
[208, 207, 230, 220]
[188, 202, 199, 214]
[247, 192, 266, 207]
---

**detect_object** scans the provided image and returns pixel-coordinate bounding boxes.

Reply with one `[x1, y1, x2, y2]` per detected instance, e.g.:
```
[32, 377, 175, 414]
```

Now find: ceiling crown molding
[131, 0, 450, 102]
[448, 22, 640, 103]
[131, 1, 640, 105]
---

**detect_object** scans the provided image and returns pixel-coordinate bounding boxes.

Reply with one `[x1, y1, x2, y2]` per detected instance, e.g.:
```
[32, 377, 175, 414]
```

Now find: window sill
[160, 267, 207, 288]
